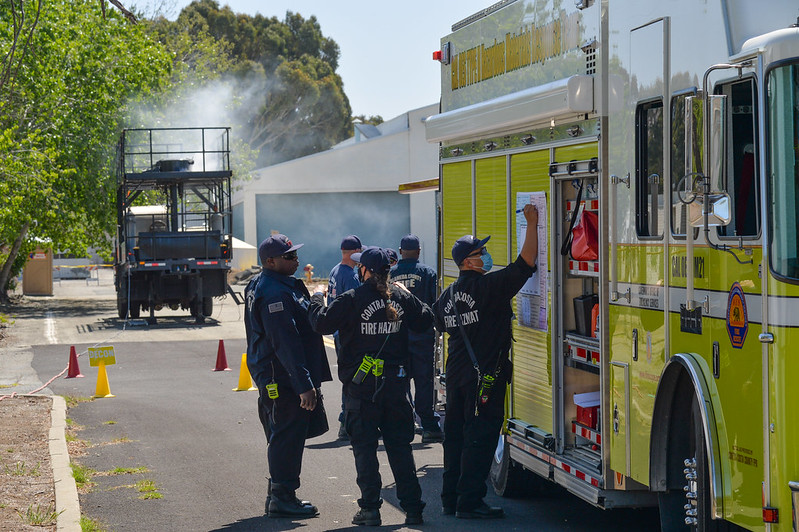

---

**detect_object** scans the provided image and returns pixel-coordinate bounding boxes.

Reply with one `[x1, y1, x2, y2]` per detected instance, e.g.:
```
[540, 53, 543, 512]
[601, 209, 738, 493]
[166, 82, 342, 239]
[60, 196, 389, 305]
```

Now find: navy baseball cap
[451, 235, 491, 265]
[351, 247, 391, 273]
[399, 234, 420, 251]
[340, 235, 362, 250]
[386, 248, 398, 263]
[259, 234, 303, 262]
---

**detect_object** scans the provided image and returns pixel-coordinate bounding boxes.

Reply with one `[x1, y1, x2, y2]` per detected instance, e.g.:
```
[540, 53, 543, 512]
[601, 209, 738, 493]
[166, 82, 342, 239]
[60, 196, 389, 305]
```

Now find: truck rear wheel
[202, 297, 213, 318]
[129, 302, 140, 319]
[117, 295, 128, 320]
[490, 433, 550, 497]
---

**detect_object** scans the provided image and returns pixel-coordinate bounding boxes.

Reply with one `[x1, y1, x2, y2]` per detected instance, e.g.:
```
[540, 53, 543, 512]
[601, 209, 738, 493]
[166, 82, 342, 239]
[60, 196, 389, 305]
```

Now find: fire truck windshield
[768, 61, 799, 280]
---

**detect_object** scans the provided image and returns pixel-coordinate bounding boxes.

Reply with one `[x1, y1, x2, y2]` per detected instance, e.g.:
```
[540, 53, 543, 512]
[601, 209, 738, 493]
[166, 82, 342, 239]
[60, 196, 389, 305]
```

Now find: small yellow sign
[88, 346, 116, 367]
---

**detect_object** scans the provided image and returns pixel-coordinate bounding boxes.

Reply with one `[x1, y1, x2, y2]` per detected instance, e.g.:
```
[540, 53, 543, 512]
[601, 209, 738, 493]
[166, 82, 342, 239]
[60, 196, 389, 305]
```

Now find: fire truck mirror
[688, 193, 731, 227]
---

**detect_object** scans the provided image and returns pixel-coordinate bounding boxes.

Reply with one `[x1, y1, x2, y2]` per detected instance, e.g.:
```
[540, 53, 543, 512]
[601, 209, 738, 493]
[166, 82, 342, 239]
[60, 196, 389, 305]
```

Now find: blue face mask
[480, 250, 493, 272]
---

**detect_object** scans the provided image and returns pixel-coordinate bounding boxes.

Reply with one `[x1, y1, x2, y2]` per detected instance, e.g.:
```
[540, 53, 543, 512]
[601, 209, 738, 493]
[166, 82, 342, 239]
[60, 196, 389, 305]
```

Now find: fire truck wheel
[686, 394, 731, 531]
[660, 393, 732, 532]
[490, 434, 550, 498]
[128, 302, 140, 319]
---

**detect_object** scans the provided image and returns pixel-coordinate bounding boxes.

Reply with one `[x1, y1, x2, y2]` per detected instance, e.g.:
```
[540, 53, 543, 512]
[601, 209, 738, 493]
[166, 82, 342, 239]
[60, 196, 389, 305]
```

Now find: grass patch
[71, 463, 96, 490]
[97, 466, 148, 477]
[102, 420, 116, 425]
[135, 479, 162, 499]
[17, 504, 62, 526]
[4, 461, 41, 476]
[63, 395, 94, 408]
[80, 515, 107, 532]
[0, 383, 19, 389]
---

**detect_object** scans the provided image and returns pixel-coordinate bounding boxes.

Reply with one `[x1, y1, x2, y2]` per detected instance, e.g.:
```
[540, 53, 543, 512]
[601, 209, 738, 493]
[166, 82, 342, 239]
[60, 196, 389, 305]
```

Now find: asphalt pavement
[4, 271, 660, 531]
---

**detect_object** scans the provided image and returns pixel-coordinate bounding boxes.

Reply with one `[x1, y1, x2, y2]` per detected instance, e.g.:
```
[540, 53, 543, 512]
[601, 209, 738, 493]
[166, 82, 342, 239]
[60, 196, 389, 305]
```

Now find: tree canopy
[0, 0, 172, 299]
[0, 0, 357, 299]
[162, 1, 352, 166]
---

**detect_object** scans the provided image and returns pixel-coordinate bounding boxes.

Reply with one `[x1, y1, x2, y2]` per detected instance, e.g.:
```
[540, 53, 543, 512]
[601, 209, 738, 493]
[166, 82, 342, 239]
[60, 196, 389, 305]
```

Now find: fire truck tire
[202, 297, 213, 317]
[659, 392, 734, 532]
[128, 302, 140, 319]
[686, 394, 732, 531]
[490, 434, 550, 498]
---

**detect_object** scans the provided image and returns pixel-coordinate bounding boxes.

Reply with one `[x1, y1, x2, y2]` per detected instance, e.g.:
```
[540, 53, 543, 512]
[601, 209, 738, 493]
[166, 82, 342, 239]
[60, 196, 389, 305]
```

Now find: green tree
[0, 0, 171, 300]
[173, 2, 352, 165]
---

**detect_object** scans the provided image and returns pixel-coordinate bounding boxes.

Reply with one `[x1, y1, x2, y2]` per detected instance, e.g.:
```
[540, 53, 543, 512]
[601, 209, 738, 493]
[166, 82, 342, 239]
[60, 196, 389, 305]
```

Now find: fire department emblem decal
[726, 282, 748, 349]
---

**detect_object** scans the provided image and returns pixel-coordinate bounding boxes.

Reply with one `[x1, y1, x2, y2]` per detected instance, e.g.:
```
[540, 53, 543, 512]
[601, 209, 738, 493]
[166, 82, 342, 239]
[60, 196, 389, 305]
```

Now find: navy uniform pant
[441, 378, 506, 511]
[344, 377, 425, 513]
[407, 335, 441, 431]
[258, 385, 311, 491]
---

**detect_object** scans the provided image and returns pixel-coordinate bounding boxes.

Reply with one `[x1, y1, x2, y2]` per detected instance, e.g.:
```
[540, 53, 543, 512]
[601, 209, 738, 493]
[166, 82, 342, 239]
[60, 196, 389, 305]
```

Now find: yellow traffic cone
[94, 363, 115, 398]
[233, 353, 257, 391]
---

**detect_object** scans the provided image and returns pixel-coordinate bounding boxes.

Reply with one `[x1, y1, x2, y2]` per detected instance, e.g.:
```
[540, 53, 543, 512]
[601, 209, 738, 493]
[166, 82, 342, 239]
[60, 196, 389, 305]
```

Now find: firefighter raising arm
[520, 204, 539, 268]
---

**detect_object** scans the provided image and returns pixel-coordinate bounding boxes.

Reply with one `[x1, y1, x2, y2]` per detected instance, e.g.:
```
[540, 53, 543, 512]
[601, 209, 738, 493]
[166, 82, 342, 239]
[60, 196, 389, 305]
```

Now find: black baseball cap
[451, 235, 490, 265]
[351, 247, 391, 273]
[399, 234, 420, 251]
[340, 235, 362, 250]
[259, 234, 303, 262]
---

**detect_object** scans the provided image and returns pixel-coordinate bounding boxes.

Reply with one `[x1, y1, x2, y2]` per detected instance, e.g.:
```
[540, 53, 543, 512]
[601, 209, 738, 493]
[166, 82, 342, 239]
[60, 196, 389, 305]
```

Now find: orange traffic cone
[212, 340, 231, 371]
[233, 353, 257, 391]
[66, 346, 84, 378]
[94, 363, 115, 398]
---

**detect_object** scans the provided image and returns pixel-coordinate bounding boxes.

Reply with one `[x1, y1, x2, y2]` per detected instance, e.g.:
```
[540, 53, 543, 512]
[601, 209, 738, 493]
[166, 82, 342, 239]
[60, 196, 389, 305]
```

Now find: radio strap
[448, 284, 503, 415]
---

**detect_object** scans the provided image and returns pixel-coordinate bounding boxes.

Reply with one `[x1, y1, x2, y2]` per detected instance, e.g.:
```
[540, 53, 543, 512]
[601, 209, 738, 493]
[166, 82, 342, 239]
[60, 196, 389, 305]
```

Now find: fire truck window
[670, 93, 696, 236]
[635, 100, 664, 238]
[716, 78, 759, 238]
[768, 63, 799, 280]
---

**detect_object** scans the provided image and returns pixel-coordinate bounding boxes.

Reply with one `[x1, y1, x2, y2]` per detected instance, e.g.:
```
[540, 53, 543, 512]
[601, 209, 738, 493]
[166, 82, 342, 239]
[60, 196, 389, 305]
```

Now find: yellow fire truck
[425, 1, 799, 530]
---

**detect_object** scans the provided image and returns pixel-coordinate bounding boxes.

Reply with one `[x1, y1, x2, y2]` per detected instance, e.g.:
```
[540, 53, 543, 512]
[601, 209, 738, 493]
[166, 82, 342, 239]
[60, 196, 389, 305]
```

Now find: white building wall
[233, 103, 440, 270]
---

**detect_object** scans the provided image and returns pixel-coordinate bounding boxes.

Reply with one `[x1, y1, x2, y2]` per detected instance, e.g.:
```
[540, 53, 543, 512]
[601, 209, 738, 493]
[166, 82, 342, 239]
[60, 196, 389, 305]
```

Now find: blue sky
[152, 0, 493, 120]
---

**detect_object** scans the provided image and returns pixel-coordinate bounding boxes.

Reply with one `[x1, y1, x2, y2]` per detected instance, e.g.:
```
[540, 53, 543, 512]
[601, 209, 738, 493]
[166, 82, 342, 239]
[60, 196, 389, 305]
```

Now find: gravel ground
[0, 393, 57, 532]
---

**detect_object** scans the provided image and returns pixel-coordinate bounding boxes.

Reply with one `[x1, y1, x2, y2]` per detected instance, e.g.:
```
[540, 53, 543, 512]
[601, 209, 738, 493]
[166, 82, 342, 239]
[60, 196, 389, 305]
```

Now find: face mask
[480, 250, 493, 272]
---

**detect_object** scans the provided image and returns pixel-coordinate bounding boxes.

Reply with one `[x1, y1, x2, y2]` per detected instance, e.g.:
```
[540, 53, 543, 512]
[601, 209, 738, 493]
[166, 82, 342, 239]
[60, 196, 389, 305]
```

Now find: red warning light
[433, 50, 443, 61]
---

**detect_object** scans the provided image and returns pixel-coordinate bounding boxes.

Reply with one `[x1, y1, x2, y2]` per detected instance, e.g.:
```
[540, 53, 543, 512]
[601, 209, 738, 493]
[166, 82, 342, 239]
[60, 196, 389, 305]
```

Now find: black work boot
[268, 483, 318, 518]
[265, 479, 312, 514]
[352, 507, 381, 526]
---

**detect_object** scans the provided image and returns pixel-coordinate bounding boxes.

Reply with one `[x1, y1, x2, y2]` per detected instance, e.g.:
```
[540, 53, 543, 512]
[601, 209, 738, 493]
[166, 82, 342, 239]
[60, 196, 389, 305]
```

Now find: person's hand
[312, 284, 327, 296]
[523, 204, 539, 227]
[299, 389, 317, 411]
[392, 281, 410, 294]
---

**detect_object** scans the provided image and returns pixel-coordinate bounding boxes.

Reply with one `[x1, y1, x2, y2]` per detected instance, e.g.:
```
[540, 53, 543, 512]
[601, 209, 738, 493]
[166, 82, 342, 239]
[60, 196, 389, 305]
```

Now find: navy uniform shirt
[432, 256, 536, 387]
[328, 262, 360, 299]
[390, 258, 437, 343]
[245, 269, 333, 394]
[308, 281, 433, 399]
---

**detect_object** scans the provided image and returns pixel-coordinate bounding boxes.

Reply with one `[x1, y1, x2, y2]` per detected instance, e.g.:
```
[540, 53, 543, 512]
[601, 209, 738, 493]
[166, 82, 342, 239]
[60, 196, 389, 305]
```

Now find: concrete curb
[48, 395, 81, 531]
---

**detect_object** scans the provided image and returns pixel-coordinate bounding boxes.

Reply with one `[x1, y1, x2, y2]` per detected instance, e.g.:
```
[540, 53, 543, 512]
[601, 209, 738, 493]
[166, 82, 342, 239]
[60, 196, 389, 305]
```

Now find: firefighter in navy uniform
[308, 247, 432, 527]
[245, 234, 332, 518]
[328, 234, 362, 440]
[433, 204, 539, 519]
[390, 234, 443, 442]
